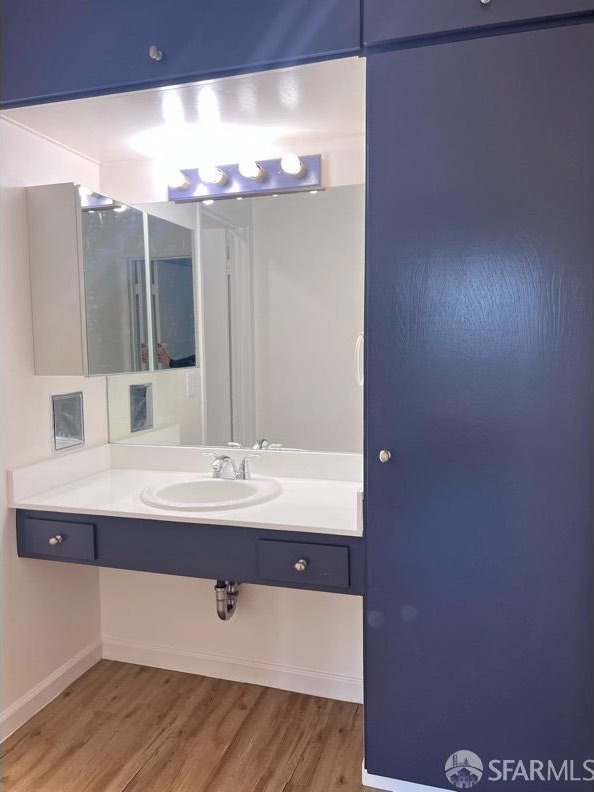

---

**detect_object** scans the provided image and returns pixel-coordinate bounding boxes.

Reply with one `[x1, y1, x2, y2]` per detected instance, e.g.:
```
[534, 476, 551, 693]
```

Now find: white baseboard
[102, 635, 363, 703]
[362, 765, 448, 792]
[0, 640, 102, 741]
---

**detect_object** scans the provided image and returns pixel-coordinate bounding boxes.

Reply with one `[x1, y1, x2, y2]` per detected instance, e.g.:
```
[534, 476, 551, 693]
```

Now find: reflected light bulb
[280, 153, 305, 177]
[199, 165, 227, 185]
[203, 199, 214, 206]
[238, 160, 265, 181]
[167, 169, 190, 189]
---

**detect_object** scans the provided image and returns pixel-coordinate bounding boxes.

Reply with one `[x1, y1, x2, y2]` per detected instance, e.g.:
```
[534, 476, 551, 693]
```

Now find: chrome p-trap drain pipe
[215, 580, 240, 620]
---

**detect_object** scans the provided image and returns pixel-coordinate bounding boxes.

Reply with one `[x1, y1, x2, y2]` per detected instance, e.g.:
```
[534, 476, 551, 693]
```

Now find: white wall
[0, 119, 104, 736]
[253, 186, 364, 452]
[101, 571, 363, 702]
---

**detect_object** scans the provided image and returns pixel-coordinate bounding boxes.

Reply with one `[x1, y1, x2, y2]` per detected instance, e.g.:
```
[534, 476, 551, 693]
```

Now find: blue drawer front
[1, 0, 361, 107]
[363, 0, 594, 46]
[258, 540, 350, 589]
[19, 517, 96, 561]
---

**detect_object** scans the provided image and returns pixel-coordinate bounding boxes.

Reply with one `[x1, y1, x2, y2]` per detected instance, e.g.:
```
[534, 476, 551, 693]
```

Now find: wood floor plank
[1, 660, 369, 792]
[121, 677, 266, 792]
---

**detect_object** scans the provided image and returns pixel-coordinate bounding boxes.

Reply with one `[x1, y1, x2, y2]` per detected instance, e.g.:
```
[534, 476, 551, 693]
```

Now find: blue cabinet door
[363, 0, 594, 46]
[365, 22, 593, 789]
[1, 0, 360, 107]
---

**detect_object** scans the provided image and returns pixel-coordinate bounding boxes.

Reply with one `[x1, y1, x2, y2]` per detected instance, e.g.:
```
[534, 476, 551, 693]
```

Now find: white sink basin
[140, 476, 281, 511]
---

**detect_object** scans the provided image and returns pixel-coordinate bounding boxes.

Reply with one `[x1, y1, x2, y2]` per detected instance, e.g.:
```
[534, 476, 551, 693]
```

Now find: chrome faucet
[209, 455, 237, 480]
[204, 453, 259, 480]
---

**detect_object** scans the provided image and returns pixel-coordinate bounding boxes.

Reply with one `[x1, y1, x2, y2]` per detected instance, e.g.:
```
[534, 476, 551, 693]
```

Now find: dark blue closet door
[1, 0, 360, 107]
[365, 22, 593, 789]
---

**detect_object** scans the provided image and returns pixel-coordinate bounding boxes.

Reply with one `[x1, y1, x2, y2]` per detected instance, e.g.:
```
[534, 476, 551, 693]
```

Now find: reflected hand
[157, 342, 172, 367]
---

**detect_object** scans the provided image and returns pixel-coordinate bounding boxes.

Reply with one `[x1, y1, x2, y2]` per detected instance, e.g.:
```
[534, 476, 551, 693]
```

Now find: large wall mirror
[107, 185, 364, 452]
[8, 56, 365, 453]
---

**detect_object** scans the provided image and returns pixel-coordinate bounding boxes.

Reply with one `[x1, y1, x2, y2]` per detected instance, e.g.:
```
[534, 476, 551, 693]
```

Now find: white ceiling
[2, 57, 365, 168]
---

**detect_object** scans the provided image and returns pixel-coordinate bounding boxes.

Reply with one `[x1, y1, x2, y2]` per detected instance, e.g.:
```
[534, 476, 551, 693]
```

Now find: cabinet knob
[294, 558, 308, 572]
[48, 535, 63, 546]
[378, 449, 392, 463]
[148, 45, 164, 62]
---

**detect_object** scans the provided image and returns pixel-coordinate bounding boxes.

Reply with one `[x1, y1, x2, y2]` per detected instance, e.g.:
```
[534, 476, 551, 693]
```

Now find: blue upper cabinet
[364, 0, 594, 46]
[1, 0, 361, 107]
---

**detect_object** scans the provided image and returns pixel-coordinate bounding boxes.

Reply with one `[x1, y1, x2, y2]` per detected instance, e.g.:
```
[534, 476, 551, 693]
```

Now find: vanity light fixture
[238, 160, 265, 181]
[168, 155, 322, 203]
[199, 164, 228, 185]
[280, 152, 306, 177]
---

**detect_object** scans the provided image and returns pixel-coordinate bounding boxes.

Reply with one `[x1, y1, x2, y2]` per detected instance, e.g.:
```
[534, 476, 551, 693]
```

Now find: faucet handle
[238, 453, 259, 479]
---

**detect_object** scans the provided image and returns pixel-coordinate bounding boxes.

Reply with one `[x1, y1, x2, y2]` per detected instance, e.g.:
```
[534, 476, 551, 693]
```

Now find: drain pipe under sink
[215, 580, 240, 620]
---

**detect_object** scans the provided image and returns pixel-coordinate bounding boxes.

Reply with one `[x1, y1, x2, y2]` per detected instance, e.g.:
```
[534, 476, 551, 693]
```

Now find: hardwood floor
[1, 661, 371, 792]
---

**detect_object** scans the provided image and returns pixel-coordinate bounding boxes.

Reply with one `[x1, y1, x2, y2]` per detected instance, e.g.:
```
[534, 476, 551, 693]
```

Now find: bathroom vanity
[11, 447, 364, 595]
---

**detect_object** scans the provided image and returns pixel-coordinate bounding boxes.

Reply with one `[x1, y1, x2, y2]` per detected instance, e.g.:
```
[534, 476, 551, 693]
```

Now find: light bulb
[203, 199, 214, 206]
[238, 160, 265, 181]
[167, 169, 190, 189]
[199, 165, 227, 185]
[280, 153, 305, 177]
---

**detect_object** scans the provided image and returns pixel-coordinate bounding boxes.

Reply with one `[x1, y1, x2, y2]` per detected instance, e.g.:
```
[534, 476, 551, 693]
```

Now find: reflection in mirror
[82, 204, 148, 375]
[107, 185, 364, 453]
[147, 214, 196, 370]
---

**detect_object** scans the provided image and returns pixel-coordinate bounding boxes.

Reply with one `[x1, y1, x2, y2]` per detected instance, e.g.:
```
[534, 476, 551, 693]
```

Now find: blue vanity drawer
[19, 517, 96, 561]
[363, 0, 594, 46]
[258, 540, 350, 589]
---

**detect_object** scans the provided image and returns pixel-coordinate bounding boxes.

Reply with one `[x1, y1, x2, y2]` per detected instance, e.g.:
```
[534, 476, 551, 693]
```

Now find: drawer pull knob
[148, 45, 164, 62]
[48, 535, 63, 546]
[294, 558, 308, 572]
[378, 449, 392, 463]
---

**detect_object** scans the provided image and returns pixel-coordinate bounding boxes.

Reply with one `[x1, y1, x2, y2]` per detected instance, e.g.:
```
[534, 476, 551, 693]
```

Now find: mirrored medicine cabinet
[27, 183, 197, 377]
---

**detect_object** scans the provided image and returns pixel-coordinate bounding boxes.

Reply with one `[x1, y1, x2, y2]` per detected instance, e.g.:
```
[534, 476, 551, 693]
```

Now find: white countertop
[10, 453, 363, 537]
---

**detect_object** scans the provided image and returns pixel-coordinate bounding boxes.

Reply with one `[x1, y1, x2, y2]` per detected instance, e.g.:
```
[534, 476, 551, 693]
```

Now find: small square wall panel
[52, 392, 84, 451]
